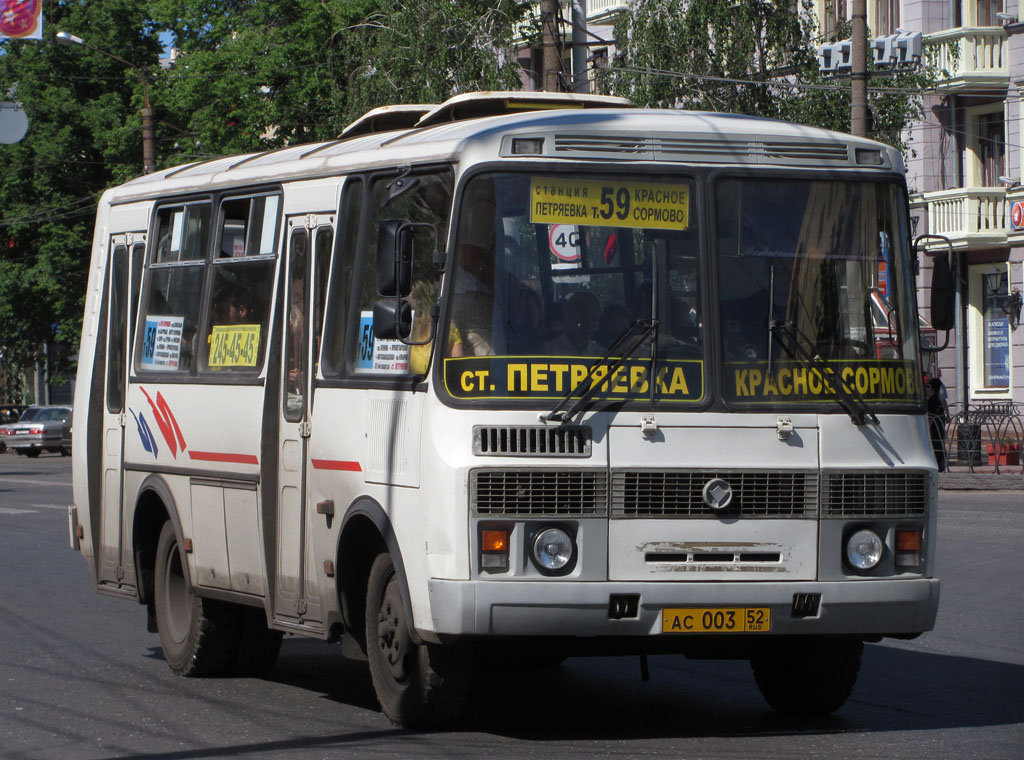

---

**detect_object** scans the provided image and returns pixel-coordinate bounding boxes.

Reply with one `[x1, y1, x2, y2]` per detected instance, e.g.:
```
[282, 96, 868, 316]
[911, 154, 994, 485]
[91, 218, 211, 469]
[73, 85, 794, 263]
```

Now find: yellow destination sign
[726, 359, 919, 402]
[443, 356, 703, 402]
[530, 177, 689, 231]
[209, 324, 261, 368]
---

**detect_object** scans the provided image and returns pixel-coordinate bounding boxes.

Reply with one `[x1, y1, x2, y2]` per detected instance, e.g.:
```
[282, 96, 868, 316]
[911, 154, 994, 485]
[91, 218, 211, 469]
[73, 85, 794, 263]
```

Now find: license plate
[662, 607, 771, 633]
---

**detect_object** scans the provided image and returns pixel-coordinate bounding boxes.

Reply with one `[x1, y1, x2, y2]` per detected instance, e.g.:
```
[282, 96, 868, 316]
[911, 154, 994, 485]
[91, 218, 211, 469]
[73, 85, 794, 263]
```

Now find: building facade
[903, 1, 1024, 412]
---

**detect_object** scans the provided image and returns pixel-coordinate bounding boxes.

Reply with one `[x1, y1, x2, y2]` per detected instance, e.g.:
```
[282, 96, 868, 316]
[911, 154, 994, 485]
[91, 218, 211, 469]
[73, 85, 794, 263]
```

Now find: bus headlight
[845, 528, 883, 571]
[531, 527, 575, 575]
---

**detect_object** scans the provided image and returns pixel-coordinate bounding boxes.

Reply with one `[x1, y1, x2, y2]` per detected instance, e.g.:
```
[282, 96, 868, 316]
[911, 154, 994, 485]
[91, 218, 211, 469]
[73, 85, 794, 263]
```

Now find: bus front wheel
[751, 637, 863, 714]
[365, 551, 470, 728]
[153, 521, 237, 677]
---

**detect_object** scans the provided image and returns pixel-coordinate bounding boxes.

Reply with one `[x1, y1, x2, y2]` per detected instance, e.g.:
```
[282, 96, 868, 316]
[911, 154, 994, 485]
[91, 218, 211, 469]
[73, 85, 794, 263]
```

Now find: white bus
[71, 91, 944, 727]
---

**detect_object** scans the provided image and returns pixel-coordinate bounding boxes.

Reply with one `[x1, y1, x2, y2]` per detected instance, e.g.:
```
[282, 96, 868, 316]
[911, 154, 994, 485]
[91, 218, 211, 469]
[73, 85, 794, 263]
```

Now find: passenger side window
[202, 195, 280, 372]
[140, 204, 210, 372]
[350, 169, 452, 377]
[138, 193, 281, 376]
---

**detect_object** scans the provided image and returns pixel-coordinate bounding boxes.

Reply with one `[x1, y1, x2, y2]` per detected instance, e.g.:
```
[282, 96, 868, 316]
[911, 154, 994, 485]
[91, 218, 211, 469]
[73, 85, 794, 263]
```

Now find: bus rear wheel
[365, 551, 470, 728]
[751, 637, 863, 714]
[153, 521, 237, 677]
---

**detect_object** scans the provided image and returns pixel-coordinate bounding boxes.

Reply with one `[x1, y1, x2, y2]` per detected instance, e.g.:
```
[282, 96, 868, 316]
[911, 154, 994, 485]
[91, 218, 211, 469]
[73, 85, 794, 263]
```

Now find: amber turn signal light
[480, 527, 510, 572]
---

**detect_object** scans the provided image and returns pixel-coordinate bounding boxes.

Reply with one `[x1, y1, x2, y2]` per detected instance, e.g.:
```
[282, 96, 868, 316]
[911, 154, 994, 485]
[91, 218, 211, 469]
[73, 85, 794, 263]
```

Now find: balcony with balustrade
[925, 26, 1009, 92]
[911, 187, 1009, 249]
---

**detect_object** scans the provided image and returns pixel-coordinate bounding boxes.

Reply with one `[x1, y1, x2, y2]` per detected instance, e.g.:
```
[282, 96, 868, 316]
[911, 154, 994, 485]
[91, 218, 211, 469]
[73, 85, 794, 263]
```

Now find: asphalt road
[1, 452, 1021, 759]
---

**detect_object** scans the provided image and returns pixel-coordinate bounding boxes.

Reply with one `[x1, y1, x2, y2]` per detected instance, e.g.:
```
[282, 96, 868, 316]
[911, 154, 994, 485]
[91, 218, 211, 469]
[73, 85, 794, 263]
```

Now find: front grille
[822, 471, 929, 518]
[473, 426, 591, 457]
[612, 470, 817, 518]
[471, 469, 608, 516]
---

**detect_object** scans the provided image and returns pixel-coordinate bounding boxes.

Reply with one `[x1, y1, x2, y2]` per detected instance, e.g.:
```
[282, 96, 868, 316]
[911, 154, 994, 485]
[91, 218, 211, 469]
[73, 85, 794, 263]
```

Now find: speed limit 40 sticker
[530, 177, 689, 231]
[548, 224, 581, 261]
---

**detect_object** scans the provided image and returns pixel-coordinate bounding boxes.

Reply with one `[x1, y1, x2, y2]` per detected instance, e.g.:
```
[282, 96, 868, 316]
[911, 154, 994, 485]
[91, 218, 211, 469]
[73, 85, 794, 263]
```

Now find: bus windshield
[717, 177, 920, 408]
[440, 171, 920, 410]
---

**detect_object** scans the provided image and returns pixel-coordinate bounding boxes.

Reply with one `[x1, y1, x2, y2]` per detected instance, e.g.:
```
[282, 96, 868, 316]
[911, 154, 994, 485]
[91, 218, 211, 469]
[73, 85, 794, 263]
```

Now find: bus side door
[273, 216, 333, 627]
[99, 234, 145, 589]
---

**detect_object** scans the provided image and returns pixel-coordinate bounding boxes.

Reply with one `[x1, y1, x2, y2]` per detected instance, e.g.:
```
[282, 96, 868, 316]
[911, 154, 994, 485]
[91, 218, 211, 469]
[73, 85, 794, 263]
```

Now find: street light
[56, 31, 156, 174]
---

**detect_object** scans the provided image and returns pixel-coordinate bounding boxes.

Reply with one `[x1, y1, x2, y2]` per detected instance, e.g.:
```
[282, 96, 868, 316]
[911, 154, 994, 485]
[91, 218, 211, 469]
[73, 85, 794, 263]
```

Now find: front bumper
[424, 577, 939, 639]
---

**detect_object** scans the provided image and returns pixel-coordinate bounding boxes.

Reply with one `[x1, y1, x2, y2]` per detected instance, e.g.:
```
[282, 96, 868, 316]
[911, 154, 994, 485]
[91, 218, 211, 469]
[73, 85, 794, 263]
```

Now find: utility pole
[541, 0, 562, 92]
[850, 0, 868, 137]
[570, 1, 588, 93]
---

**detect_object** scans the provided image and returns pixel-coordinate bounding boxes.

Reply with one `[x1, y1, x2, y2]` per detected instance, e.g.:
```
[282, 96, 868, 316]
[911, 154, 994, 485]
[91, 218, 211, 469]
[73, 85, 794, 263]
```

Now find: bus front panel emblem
[702, 478, 734, 511]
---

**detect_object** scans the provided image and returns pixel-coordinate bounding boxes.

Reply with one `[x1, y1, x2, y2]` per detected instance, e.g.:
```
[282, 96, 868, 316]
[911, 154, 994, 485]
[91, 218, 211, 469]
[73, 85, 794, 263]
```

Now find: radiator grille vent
[552, 134, 851, 165]
[822, 471, 929, 518]
[471, 469, 608, 516]
[474, 426, 591, 457]
[553, 134, 652, 157]
[612, 471, 818, 518]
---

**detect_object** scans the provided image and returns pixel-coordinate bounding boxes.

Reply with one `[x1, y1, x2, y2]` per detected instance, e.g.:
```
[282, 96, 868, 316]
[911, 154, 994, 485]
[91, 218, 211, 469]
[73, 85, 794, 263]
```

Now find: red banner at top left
[0, 1, 42, 40]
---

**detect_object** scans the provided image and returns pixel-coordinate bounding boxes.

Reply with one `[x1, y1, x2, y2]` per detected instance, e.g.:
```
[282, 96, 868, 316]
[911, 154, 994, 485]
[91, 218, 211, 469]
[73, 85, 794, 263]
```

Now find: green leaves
[607, 0, 933, 151]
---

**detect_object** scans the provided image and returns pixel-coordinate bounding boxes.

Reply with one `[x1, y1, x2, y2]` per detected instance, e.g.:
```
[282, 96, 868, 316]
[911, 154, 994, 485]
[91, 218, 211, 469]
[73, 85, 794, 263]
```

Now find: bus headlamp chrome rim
[531, 527, 575, 574]
[845, 528, 884, 571]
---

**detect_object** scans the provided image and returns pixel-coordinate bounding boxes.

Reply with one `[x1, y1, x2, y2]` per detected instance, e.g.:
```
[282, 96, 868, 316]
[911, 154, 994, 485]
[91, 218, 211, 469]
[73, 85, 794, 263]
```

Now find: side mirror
[376, 220, 414, 298]
[929, 254, 956, 331]
[372, 299, 412, 341]
[914, 235, 956, 332]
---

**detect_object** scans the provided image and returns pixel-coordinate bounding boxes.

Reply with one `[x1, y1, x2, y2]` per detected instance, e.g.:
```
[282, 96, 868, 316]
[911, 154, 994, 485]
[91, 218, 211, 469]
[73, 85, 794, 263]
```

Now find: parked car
[0, 405, 36, 453]
[4, 406, 72, 457]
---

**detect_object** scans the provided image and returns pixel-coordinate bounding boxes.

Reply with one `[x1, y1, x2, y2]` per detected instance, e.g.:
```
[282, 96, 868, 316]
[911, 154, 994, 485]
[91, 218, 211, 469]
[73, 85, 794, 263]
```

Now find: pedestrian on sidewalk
[927, 377, 948, 471]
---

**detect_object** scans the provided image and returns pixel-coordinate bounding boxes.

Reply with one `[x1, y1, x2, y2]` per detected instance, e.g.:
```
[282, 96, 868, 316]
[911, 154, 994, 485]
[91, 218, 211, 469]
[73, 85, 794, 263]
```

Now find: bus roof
[102, 92, 902, 205]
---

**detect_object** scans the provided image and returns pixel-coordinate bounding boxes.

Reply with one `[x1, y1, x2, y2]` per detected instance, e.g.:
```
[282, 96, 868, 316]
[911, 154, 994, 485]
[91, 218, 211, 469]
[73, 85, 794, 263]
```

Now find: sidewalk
[939, 465, 1024, 490]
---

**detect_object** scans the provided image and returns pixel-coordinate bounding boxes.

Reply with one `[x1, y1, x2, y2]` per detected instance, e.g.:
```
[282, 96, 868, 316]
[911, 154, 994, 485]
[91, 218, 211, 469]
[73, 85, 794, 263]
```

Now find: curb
[938, 472, 1024, 491]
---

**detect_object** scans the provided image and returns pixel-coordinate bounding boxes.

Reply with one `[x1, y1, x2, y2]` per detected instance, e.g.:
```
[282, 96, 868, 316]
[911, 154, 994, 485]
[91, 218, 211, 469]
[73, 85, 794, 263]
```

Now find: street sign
[1011, 200, 1024, 231]
[0, 103, 28, 144]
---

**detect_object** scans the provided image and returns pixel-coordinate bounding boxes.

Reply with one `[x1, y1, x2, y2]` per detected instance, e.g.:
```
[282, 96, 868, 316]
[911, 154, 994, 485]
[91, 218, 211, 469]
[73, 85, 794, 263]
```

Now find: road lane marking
[0, 507, 36, 515]
[0, 478, 72, 487]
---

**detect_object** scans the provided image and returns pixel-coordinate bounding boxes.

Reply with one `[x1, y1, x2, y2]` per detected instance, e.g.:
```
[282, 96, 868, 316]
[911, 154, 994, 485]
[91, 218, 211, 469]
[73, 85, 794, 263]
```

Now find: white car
[4, 406, 72, 457]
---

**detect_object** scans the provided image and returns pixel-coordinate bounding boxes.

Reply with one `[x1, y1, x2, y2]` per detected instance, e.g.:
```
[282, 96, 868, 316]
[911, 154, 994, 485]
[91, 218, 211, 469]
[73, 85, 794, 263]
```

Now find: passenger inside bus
[545, 292, 602, 356]
[211, 283, 255, 325]
[449, 189, 498, 357]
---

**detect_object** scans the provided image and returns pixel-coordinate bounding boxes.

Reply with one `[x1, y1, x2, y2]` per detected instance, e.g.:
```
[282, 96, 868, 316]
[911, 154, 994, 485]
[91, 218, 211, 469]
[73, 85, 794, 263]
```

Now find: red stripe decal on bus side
[311, 459, 362, 472]
[188, 451, 259, 465]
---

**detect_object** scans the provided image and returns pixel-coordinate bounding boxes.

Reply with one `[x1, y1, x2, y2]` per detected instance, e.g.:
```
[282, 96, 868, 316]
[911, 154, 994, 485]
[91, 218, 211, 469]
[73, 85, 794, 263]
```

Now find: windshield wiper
[543, 318, 659, 423]
[768, 320, 879, 426]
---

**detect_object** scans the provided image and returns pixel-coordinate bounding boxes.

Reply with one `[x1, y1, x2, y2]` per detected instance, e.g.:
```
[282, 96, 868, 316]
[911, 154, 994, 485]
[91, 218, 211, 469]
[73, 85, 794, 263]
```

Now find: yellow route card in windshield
[530, 177, 689, 231]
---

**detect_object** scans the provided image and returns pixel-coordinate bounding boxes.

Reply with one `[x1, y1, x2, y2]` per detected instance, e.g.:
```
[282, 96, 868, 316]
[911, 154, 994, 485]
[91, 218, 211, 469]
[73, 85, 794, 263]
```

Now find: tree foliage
[605, 0, 935, 151]
[0, 0, 161, 388]
[342, 0, 527, 121]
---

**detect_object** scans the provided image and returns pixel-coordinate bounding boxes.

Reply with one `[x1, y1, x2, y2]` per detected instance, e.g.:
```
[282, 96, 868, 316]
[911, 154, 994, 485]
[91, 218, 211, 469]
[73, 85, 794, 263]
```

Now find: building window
[968, 264, 1013, 396]
[874, 0, 900, 35]
[963, 104, 1005, 187]
[974, 0, 1004, 26]
[823, 0, 848, 39]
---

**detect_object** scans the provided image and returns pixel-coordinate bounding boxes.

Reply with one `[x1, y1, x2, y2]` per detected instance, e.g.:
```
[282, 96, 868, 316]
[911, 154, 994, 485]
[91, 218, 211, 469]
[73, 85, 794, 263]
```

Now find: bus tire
[365, 551, 470, 728]
[751, 638, 863, 715]
[153, 521, 237, 677]
[230, 606, 283, 677]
